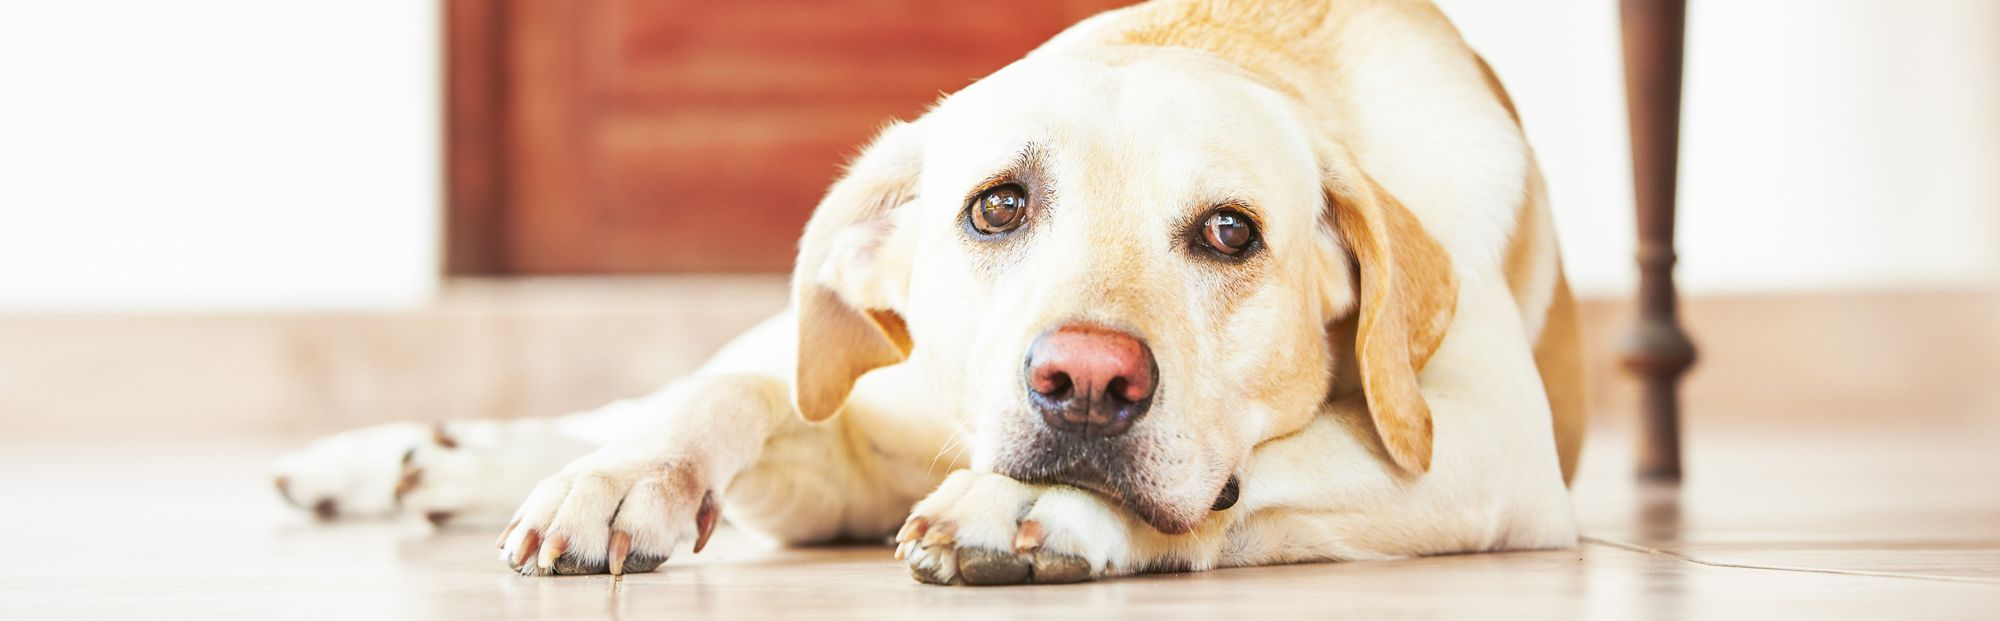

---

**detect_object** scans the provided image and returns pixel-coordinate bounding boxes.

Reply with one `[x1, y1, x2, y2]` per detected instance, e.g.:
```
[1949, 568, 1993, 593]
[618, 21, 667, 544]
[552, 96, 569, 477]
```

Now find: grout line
[1580, 536, 2000, 586]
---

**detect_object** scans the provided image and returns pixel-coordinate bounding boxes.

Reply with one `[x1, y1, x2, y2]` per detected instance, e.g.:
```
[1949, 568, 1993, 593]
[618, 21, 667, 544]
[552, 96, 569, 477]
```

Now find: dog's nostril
[1034, 370, 1074, 399]
[1104, 377, 1131, 404]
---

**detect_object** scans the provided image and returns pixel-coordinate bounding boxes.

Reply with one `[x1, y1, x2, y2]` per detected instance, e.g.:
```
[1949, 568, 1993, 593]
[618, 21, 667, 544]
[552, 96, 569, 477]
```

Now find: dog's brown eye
[1201, 208, 1257, 255]
[970, 184, 1028, 235]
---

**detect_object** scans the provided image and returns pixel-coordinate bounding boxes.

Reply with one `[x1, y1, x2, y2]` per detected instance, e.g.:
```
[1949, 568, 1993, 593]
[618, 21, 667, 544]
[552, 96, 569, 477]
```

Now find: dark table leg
[1619, 0, 1698, 483]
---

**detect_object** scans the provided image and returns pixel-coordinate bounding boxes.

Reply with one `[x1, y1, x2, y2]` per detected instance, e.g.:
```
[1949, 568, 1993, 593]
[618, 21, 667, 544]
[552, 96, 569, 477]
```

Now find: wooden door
[448, 0, 1135, 273]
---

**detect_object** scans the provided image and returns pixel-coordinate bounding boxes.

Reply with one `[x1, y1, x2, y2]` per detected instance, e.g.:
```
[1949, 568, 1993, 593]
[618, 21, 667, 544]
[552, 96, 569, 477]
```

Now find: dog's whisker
[928, 425, 973, 475]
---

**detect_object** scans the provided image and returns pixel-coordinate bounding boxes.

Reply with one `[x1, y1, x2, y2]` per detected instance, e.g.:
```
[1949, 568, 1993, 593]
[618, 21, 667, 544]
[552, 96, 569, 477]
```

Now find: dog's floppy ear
[789, 120, 926, 422]
[1323, 169, 1458, 474]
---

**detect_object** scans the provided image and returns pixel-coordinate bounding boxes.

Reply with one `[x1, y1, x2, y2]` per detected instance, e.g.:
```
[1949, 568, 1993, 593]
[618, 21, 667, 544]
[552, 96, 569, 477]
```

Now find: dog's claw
[921, 521, 957, 548]
[1013, 520, 1045, 552]
[608, 531, 631, 576]
[693, 491, 720, 554]
[538, 534, 568, 570]
[511, 529, 541, 569]
[393, 466, 422, 503]
[896, 516, 929, 543]
[497, 518, 520, 549]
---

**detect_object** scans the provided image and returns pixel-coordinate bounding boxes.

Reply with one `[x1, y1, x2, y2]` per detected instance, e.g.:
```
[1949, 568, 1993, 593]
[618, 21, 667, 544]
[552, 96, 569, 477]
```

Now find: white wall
[0, 0, 440, 311]
[1437, 0, 2000, 296]
[1, 1, 1993, 310]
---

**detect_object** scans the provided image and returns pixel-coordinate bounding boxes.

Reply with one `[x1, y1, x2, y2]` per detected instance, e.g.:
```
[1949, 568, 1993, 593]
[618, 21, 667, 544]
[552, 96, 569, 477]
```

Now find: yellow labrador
[273, 0, 1585, 584]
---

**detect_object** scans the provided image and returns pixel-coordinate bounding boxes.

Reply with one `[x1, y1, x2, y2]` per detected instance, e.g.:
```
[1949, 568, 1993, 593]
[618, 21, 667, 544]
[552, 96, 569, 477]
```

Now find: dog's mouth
[1032, 462, 1120, 502]
[999, 443, 1212, 534]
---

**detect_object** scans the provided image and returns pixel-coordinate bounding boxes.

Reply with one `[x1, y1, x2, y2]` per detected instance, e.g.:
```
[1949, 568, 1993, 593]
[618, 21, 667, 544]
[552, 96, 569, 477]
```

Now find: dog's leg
[268, 342, 750, 527]
[495, 372, 786, 575]
[270, 416, 602, 526]
[266, 313, 790, 530]
[492, 312, 949, 576]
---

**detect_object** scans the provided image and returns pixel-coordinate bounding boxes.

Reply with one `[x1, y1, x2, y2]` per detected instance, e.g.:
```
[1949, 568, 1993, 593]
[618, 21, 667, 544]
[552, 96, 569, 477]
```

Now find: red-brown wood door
[448, 0, 1135, 273]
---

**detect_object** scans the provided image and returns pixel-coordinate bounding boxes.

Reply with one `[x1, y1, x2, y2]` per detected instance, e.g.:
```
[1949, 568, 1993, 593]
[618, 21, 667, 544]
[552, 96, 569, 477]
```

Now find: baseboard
[4, 278, 1994, 432]
[1576, 289, 2000, 426]
[0, 277, 788, 433]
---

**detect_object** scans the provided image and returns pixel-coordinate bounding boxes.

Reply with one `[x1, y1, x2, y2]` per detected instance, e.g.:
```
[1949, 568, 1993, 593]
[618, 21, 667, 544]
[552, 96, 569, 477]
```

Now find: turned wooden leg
[1619, 0, 1698, 483]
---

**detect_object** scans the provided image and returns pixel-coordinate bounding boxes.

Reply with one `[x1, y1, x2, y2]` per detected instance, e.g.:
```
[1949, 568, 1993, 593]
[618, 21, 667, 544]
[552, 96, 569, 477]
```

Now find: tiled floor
[2, 415, 1994, 620]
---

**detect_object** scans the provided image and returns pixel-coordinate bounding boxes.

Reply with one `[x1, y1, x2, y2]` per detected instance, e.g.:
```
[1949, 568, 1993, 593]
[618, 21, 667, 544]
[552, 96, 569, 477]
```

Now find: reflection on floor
[2, 414, 1995, 619]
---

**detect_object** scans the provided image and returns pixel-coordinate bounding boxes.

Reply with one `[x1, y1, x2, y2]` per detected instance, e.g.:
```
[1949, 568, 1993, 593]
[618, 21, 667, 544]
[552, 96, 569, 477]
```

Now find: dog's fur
[273, 0, 1583, 585]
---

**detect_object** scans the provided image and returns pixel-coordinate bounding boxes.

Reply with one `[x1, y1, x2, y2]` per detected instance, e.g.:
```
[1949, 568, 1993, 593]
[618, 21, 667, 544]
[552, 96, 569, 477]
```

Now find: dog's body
[274, 0, 1584, 584]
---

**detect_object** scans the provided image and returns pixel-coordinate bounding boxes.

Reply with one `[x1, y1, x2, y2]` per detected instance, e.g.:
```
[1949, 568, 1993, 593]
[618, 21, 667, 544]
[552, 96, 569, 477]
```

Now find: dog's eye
[1200, 208, 1257, 255]
[969, 184, 1029, 235]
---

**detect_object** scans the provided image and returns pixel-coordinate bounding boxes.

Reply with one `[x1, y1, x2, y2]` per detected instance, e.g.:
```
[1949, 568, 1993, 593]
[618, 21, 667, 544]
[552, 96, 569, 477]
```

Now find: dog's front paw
[497, 453, 719, 576]
[895, 471, 1135, 586]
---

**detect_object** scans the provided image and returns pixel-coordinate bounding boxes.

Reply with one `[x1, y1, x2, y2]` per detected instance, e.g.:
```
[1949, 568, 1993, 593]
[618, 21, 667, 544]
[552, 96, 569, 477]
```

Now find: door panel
[449, 0, 1134, 273]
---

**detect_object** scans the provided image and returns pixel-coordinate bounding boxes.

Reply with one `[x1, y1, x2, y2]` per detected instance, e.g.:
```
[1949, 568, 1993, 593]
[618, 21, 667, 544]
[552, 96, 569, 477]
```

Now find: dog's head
[789, 49, 1456, 533]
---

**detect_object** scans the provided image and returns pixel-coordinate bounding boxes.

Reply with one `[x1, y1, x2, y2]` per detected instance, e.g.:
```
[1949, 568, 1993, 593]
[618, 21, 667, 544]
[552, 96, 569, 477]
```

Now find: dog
[272, 0, 1585, 585]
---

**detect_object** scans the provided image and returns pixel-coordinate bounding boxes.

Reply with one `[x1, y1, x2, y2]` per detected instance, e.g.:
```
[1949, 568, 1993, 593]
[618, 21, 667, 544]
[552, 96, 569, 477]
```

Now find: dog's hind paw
[272, 420, 593, 528]
[271, 422, 437, 521]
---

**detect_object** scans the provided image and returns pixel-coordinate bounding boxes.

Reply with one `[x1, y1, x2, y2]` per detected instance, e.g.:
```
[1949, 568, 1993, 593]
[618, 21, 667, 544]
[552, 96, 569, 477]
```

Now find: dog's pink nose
[1024, 325, 1157, 438]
